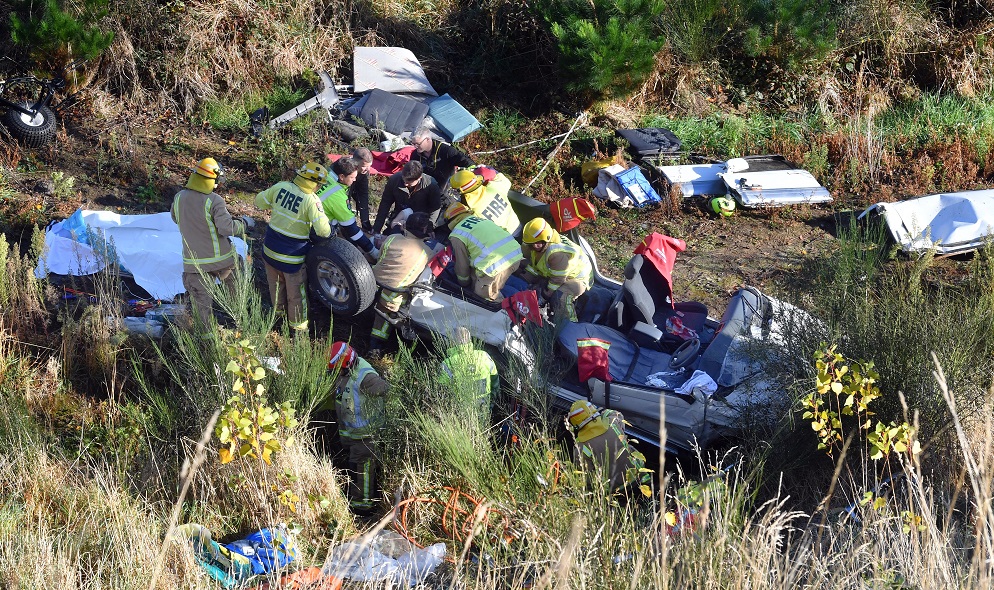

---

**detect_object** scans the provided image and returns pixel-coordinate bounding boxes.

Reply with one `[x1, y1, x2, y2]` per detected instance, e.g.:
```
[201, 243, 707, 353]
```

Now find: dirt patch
[0, 107, 980, 326]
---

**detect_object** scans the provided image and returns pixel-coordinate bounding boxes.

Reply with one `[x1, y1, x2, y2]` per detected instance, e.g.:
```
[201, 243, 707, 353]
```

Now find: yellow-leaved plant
[215, 334, 298, 465]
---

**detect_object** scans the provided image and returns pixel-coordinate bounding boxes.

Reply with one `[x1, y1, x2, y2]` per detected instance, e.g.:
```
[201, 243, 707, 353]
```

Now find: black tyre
[307, 237, 376, 316]
[3, 103, 57, 147]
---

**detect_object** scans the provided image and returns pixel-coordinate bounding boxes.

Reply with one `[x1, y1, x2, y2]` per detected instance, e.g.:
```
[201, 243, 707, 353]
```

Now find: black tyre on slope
[2, 103, 57, 147]
[307, 237, 377, 316]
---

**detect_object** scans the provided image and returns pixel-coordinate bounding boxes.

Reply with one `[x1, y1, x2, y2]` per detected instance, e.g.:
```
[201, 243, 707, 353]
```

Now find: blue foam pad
[428, 94, 481, 142]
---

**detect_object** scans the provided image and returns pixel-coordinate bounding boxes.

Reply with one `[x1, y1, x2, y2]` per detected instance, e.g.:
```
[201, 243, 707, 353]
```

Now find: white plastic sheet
[322, 534, 445, 587]
[35, 209, 247, 300]
[861, 190, 994, 255]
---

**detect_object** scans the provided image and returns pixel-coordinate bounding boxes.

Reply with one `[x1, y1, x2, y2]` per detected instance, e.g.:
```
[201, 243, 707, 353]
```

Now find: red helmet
[328, 341, 356, 371]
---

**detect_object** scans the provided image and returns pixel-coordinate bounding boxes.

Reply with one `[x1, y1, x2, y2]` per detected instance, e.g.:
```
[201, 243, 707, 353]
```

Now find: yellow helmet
[293, 161, 328, 193]
[444, 202, 472, 228]
[450, 169, 482, 194]
[522, 218, 555, 244]
[186, 157, 224, 193]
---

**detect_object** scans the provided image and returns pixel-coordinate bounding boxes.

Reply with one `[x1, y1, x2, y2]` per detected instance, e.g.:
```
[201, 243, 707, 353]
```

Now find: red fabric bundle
[550, 197, 598, 232]
[428, 245, 454, 277]
[327, 146, 416, 177]
[577, 337, 612, 382]
[502, 289, 543, 326]
[633, 233, 686, 291]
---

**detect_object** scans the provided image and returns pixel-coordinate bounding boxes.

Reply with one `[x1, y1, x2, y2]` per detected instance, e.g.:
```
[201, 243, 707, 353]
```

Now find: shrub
[741, 0, 837, 71]
[8, 0, 114, 67]
[533, 0, 666, 99]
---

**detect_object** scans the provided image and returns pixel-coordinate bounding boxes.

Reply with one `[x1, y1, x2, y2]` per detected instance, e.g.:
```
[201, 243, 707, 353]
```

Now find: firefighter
[255, 161, 332, 332]
[567, 400, 650, 495]
[439, 326, 498, 426]
[411, 128, 474, 185]
[444, 202, 523, 302]
[519, 217, 593, 299]
[171, 157, 251, 327]
[369, 212, 436, 351]
[321, 341, 392, 513]
[449, 167, 521, 236]
[372, 161, 443, 234]
[315, 158, 379, 260]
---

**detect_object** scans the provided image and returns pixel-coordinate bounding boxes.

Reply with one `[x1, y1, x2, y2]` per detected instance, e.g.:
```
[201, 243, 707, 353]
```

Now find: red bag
[551, 197, 597, 232]
[577, 337, 612, 382]
[502, 289, 543, 327]
[428, 245, 453, 277]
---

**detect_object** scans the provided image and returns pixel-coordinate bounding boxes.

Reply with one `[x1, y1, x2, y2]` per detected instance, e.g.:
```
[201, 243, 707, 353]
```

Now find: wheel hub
[16, 108, 45, 127]
[316, 260, 350, 304]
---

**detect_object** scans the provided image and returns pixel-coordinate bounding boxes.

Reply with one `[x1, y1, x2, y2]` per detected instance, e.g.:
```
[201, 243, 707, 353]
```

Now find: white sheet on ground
[35, 209, 247, 300]
[861, 190, 994, 255]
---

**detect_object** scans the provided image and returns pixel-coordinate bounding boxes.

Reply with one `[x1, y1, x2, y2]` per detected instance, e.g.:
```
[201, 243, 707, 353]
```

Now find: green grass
[8, 202, 994, 588]
[199, 83, 310, 133]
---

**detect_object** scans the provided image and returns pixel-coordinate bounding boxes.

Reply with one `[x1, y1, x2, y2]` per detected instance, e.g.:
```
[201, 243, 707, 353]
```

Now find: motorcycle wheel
[2, 103, 57, 147]
[307, 237, 377, 316]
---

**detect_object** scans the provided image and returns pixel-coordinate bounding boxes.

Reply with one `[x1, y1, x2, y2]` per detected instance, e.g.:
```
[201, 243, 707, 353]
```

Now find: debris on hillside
[253, 47, 481, 148]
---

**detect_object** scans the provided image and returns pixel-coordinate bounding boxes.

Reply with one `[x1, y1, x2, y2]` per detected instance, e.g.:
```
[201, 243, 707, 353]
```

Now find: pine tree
[9, 0, 115, 68]
[535, 0, 667, 99]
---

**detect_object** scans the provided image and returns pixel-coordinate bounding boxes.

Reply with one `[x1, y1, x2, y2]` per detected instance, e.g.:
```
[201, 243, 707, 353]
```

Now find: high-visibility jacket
[332, 358, 390, 440]
[171, 188, 245, 273]
[461, 173, 521, 236]
[575, 409, 650, 493]
[255, 181, 331, 271]
[526, 235, 593, 292]
[373, 232, 432, 290]
[316, 181, 355, 225]
[449, 215, 523, 282]
[440, 343, 498, 405]
[316, 181, 377, 255]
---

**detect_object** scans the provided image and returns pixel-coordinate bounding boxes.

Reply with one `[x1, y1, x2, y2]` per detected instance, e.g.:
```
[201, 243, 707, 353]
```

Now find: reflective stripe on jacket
[373, 233, 432, 290]
[336, 358, 387, 439]
[171, 189, 244, 273]
[256, 181, 331, 267]
[440, 343, 497, 402]
[317, 181, 357, 225]
[527, 235, 593, 291]
[449, 216, 523, 279]
[462, 173, 521, 236]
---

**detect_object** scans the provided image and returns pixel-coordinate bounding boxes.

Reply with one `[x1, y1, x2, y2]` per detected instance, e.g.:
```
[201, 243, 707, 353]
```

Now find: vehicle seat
[605, 254, 708, 338]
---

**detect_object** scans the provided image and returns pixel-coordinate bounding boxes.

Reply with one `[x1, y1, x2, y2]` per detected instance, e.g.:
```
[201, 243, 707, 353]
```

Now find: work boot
[399, 320, 417, 341]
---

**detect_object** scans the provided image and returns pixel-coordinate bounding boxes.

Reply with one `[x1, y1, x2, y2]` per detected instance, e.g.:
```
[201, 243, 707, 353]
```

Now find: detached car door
[588, 378, 704, 453]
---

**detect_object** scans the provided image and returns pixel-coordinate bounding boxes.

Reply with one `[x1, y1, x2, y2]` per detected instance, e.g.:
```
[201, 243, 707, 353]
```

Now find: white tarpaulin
[353, 47, 438, 96]
[35, 209, 247, 300]
[860, 189, 994, 255]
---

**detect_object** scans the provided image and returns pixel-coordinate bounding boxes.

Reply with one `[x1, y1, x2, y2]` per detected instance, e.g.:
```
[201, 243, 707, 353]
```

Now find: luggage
[615, 127, 682, 158]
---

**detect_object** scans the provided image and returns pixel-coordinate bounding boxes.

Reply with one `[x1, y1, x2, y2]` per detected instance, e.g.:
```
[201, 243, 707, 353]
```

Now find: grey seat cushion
[358, 89, 430, 135]
[557, 321, 681, 387]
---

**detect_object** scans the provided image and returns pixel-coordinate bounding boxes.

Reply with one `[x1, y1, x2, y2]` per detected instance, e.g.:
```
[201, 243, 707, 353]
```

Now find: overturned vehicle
[307, 192, 819, 454]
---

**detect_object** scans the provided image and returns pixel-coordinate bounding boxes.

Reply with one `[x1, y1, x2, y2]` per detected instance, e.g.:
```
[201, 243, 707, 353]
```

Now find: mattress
[358, 89, 430, 136]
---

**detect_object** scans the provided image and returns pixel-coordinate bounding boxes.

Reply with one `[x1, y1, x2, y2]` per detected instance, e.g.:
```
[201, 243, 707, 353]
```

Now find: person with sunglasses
[410, 128, 474, 186]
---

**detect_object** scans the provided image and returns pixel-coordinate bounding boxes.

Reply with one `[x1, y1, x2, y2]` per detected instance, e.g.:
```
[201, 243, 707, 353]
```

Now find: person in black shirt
[349, 148, 373, 232]
[411, 128, 474, 185]
[372, 161, 443, 234]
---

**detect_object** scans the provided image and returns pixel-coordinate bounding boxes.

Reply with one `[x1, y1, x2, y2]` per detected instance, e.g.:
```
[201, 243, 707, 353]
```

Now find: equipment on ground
[0, 59, 86, 148]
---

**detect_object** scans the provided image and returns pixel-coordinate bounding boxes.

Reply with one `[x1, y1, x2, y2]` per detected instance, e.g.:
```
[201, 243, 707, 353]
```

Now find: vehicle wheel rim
[316, 260, 351, 304]
[16, 110, 46, 127]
